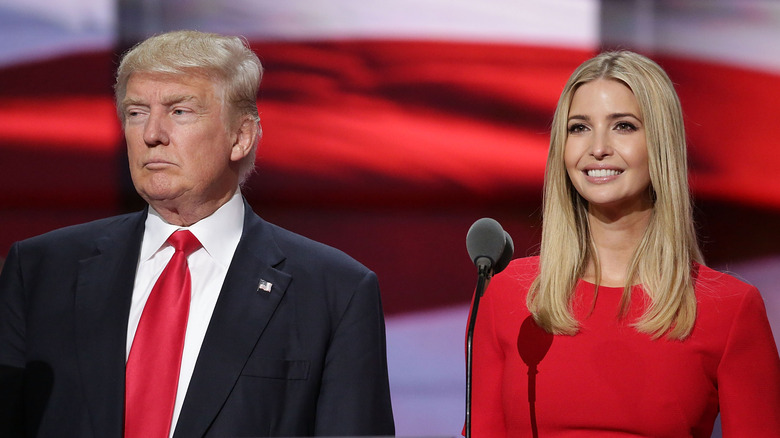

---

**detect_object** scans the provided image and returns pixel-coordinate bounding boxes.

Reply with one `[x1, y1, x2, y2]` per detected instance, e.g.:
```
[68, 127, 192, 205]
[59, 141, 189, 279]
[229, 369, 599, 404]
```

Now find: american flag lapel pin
[257, 279, 273, 293]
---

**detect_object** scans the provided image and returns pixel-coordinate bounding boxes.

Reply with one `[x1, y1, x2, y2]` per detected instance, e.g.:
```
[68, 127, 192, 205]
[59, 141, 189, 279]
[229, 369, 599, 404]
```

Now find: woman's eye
[615, 122, 638, 132]
[568, 124, 587, 134]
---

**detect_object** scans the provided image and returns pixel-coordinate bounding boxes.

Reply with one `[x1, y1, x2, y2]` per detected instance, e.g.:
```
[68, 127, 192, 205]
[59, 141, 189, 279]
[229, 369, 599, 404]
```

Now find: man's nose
[143, 111, 170, 146]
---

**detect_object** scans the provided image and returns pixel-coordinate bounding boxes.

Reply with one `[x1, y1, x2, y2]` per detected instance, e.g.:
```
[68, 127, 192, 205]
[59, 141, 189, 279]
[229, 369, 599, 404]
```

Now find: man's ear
[230, 115, 259, 162]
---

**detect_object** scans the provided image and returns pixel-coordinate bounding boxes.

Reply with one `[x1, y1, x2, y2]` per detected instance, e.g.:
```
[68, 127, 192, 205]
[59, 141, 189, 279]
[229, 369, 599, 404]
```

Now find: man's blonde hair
[115, 30, 263, 183]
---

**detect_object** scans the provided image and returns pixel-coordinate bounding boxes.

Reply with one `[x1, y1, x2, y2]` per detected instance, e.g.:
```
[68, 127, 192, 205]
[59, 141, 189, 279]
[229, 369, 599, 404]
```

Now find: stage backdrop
[1, 1, 779, 436]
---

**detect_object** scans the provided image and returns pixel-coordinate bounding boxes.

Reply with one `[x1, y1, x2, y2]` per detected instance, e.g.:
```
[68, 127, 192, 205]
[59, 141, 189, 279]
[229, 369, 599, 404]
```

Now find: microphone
[466, 218, 513, 277]
[495, 230, 514, 275]
[465, 218, 514, 438]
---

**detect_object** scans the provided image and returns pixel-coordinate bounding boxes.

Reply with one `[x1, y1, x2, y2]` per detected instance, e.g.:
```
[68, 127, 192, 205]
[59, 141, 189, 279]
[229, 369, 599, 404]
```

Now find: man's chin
[137, 188, 186, 206]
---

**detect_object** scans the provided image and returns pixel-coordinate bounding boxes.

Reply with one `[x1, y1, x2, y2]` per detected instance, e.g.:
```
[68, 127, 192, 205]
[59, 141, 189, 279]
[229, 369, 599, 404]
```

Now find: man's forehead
[124, 72, 221, 103]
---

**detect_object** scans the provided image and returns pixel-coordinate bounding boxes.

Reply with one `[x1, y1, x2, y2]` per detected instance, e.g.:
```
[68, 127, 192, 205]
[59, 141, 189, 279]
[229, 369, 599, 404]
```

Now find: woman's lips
[582, 167, 623, 182]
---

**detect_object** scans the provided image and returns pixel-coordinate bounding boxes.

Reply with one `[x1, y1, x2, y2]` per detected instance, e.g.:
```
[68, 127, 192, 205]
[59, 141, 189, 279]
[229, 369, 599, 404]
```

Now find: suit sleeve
[468, 282, 507, 438]
[0, 243, 27, 436]
[718, 286, 780, 437]
[314, 270, 395, 436]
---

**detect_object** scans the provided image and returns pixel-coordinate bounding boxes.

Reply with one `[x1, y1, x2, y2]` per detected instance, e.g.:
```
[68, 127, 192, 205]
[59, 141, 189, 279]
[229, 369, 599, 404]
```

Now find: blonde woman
[470, 51, 780, 436]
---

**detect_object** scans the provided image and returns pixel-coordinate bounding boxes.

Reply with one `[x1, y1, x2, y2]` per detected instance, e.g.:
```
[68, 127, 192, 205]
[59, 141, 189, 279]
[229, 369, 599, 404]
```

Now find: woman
[471, 51, 780, 436]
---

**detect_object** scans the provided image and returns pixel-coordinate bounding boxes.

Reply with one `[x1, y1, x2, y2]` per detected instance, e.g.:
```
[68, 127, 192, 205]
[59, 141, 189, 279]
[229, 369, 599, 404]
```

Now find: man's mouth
[144, 160, 174, 170]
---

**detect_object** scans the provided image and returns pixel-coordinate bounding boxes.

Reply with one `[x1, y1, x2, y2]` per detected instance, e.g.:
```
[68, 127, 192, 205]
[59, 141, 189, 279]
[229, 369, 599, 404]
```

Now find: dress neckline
[578, 279, 636, 292]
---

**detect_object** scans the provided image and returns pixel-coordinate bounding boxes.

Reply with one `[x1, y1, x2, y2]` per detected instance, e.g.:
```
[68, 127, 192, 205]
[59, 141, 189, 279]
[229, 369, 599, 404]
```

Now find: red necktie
[125, 230, 201, 438]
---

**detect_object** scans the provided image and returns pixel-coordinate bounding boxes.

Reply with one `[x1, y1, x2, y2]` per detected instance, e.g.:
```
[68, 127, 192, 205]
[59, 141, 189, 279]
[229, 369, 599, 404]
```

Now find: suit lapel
[174, 204, 291, 438]
[73, 211, 146, 437]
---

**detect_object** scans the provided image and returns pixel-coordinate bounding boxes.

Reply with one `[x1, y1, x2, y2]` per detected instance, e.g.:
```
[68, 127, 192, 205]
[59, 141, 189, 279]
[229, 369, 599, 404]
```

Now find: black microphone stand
[465, 262, 492, 438]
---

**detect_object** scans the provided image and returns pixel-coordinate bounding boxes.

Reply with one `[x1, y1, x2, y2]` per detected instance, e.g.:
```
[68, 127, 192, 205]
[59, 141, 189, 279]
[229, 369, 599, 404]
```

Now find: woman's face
[563, 79, 652, 216]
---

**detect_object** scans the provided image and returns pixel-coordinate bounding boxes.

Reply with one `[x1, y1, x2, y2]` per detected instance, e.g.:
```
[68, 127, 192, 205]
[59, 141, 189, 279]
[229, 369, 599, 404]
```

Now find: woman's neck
[583, 205, 652, 287]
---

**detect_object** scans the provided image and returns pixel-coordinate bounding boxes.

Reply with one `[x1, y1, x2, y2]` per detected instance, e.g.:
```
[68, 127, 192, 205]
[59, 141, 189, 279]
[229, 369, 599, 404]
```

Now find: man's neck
[150, 187, 239, 227]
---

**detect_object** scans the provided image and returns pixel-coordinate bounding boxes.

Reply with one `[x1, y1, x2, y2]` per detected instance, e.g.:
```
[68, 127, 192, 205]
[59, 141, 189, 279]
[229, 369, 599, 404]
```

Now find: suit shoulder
[14, 212, 144, 253]
[264, 221, 371, 275]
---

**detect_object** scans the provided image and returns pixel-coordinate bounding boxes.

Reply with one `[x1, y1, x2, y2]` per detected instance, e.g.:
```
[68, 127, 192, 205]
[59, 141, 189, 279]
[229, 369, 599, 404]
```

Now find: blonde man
[0, 30, 394, 437]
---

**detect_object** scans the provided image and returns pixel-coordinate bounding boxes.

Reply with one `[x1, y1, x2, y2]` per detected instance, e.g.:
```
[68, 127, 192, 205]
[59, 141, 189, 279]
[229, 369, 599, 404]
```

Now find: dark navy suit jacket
[0, 200, 395, 437]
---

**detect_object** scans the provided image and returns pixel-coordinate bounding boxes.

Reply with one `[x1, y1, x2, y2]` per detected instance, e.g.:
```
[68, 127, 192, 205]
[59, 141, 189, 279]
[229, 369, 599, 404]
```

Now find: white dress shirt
[126, 190, 245, 437]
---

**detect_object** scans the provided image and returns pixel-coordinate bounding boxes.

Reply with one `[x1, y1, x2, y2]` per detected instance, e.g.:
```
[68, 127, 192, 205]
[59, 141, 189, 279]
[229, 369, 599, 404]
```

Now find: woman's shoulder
[480, 257, 537, 322]
[693, 263, 761, 302]
[500, 256, 540, 279]
[692, 263, 769, 329]
[506, 255, 540, 270]
[486, 256, 540, 298]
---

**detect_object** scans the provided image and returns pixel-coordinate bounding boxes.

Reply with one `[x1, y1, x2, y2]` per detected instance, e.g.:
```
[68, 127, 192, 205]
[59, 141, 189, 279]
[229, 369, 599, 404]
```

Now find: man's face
[122, 72, 246, 214]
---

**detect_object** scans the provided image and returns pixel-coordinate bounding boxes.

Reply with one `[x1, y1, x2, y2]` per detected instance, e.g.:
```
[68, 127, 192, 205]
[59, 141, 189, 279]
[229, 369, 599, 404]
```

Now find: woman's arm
[718, 286, 780, 436]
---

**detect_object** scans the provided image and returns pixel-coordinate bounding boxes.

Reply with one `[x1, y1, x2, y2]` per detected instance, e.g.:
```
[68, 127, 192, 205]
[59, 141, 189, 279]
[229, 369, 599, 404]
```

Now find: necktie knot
[168, 230, 201, 256]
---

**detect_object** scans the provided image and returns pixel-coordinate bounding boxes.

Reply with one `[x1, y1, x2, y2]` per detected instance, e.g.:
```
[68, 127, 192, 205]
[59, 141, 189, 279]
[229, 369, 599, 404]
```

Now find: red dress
[470, 257, 780, 437]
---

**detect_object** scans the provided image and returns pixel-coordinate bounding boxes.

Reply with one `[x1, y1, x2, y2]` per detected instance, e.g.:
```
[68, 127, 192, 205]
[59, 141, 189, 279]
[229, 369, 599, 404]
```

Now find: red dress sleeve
[717, 286, 780, 436]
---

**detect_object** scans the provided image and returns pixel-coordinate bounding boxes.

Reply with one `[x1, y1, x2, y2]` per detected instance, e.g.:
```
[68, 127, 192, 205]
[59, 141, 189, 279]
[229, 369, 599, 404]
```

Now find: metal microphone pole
[465, 263, 491, 438]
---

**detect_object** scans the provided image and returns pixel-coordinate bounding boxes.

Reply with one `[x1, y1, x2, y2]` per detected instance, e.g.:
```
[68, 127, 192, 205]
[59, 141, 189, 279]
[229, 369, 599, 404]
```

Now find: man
[0, 30, 395, 437]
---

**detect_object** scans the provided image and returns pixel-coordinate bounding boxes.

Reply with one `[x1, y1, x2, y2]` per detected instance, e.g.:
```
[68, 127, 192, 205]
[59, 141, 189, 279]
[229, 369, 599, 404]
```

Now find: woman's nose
[589, 130, 612, 159]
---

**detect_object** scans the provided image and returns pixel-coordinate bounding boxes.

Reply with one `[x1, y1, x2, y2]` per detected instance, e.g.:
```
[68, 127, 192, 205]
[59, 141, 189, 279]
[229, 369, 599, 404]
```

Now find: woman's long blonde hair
[527, 51, 703, 340]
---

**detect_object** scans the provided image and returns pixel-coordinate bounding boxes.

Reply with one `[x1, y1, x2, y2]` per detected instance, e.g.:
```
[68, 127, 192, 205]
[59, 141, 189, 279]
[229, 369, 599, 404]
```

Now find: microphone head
[466, 218, 507, 271]
[494, 230, 514, 274]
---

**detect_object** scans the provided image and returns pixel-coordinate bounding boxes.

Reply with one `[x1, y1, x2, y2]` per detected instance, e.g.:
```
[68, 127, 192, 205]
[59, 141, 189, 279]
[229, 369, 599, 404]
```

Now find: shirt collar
[140, 190, 245, 269]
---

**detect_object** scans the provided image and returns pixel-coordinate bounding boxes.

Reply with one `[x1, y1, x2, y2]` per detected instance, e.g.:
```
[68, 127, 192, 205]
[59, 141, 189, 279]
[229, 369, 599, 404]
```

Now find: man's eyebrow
[160, 94, 200, 106]
[121, 97, 147, 109]
[121, 94, 200, 109]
